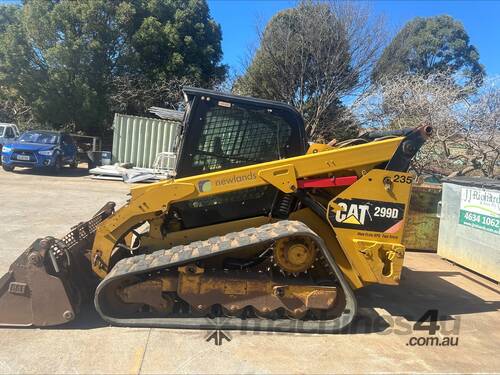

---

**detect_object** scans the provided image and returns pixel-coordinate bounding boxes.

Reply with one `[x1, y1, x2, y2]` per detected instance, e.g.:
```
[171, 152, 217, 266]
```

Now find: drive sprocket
[273, 236, 317, 274]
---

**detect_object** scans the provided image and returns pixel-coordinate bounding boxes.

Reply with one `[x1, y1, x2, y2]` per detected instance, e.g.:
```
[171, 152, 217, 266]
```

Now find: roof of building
[444, 176, 500, 190]
[148, 107, 185, 122]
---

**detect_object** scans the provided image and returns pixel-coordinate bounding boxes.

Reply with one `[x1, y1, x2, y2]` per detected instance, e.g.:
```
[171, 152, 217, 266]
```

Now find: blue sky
[1, 0, 498, 76]
[208, 0, 500, 76]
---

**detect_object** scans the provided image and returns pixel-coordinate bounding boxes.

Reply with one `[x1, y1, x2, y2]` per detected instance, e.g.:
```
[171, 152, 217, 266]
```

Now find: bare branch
[109, 76, 193, 116]
[235, 0, 386, 140]
[352, 72, 500, 178]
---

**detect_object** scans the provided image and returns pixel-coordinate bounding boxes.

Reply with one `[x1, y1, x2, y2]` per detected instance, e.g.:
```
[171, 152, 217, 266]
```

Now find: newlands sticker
[214, 171, 257, 187]
[198, 180, 212, 193]
[197, 172, 257, 193]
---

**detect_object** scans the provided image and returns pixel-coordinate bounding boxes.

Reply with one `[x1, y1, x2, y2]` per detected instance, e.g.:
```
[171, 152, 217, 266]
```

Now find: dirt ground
[0, 167, 499, 374]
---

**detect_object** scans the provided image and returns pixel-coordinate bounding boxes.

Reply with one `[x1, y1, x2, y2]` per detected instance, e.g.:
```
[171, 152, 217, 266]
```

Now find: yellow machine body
[92, 138, 401, 279]
[91, 137, 412, 290]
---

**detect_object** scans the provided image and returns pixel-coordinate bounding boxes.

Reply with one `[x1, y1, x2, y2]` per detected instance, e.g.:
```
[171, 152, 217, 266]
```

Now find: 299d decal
[328, 198, 406, 232]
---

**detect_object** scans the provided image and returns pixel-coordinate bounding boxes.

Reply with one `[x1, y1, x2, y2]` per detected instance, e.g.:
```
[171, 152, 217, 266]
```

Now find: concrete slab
[0, 168, 499, 374]
[0, 167, 129, 271]
[139, 251, 499, 374]
[0, 327, 151, 374]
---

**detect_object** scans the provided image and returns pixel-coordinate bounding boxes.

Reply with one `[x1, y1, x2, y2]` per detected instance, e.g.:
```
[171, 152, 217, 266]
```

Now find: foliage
[235, 0, 385, 141]
[372, 15, 485, 89]
[353, 73, 499, 178]
[0, 0, 226, 134]
[110, 76, 192, 115]
[307, 99, 359, 142]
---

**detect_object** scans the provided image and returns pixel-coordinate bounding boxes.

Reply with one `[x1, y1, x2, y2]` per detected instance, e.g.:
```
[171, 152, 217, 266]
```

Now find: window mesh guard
[192, 106, 292, 173]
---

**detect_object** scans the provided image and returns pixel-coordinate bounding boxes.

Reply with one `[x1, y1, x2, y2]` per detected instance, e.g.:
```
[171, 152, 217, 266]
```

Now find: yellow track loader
[0, 88, 432, 332]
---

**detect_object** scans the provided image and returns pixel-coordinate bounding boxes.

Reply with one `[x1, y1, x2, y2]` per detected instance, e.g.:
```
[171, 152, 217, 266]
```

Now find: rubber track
[95, 220, 357, 333]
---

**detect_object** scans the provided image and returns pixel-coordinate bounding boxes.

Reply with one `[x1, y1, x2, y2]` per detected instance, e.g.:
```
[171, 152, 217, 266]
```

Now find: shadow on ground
[30, 265, 498, 335]
[61, 305, 109, 330]
[5, 166, 89, 178]
[349, 267, 500, 334]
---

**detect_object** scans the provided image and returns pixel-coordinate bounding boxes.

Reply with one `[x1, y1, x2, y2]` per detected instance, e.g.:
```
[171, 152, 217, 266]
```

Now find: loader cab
[172, 87, 308, 228]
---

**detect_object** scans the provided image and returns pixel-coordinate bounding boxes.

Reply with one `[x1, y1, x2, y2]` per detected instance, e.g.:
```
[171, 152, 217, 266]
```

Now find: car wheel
[52, 156, 63, 174]
[2, 164, 14, 172]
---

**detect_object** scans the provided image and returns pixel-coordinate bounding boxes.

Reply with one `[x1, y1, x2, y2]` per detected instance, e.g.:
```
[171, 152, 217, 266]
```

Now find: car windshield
[0, 126, 4, 137]
[19, 131, 59, 144]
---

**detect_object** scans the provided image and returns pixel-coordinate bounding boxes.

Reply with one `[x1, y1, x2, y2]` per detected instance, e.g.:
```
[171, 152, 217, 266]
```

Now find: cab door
[171, 88, 308, 228]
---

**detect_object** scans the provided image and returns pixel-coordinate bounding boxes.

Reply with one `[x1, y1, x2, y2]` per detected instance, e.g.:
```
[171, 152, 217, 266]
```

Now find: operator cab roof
[182, 87, 304, 120]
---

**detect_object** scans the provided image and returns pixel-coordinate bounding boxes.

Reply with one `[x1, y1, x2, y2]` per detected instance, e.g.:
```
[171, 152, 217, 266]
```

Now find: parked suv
[0, 123, 20, 157]
[1, 130, 78, 173]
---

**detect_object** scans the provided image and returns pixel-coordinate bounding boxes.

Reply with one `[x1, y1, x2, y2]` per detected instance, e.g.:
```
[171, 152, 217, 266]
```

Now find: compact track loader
[0, 88, 432, 332]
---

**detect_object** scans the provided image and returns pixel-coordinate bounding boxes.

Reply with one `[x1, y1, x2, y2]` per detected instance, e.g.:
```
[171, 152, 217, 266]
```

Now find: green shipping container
[112, 113, 179, 169]
[402, 184, 442, 252]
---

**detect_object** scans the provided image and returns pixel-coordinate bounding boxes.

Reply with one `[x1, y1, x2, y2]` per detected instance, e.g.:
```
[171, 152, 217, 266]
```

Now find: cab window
[191, 105, 292, 174]
[5, 127, 14, 138]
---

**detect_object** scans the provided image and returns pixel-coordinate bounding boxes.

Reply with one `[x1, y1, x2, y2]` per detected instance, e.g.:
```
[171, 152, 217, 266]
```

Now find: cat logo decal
[328, 198, 406, 233]
[334, 202, 371, 225]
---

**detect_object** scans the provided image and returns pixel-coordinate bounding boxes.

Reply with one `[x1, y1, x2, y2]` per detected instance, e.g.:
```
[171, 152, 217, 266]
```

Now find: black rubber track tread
[95, 220, 357, 333]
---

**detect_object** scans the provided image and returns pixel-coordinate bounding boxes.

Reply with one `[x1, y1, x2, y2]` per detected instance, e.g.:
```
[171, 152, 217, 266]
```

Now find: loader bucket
[0, 202, 115, 327]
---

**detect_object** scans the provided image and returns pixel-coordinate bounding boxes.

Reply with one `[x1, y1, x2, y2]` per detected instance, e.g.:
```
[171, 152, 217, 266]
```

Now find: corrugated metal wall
[112, 113, 179, 168]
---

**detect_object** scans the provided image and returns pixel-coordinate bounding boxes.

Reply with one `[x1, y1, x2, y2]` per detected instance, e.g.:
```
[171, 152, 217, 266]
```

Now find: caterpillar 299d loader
[0, 88, 432, 333]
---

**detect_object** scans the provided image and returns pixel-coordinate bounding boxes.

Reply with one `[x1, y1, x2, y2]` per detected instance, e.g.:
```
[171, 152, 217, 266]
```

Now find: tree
[111, 0, 227, 117]
[306, 99, 359, 143]
[0, 5, 34, 126]
[0, 0, 226, 134]
[110, 76, 192, 115]
[372, 15, 485, 88]
[353, 73, 499, 178]
[116, 0, 226, 84]
[235, 0, 385, 141]
[0, 5, 17, 34]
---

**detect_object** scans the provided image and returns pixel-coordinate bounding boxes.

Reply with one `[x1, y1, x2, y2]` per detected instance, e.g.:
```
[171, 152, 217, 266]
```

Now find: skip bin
[403, 184, 442, 252]
[437, 177, 500, 281]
